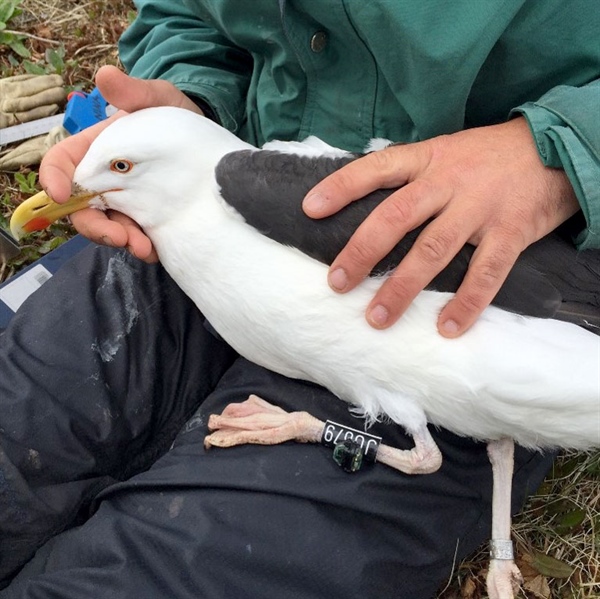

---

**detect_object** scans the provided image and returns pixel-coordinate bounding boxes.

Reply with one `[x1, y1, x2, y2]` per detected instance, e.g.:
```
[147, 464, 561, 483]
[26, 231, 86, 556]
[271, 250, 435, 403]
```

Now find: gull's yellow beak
[10, 189, 95, 241]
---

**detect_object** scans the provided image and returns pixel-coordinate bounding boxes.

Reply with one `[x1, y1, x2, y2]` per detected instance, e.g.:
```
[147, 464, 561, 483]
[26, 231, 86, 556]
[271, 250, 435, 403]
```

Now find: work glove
[0, 126, 69, 170]
[0, 74, 66, 128]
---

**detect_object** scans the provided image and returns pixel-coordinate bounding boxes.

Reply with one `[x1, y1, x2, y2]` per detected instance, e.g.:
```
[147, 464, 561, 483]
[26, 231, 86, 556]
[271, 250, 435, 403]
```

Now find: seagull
[10, 107, 600, 599]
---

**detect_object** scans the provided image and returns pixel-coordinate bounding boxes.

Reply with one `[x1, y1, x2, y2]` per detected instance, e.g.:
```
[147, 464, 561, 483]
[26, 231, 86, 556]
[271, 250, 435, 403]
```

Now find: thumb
[94, 65, 200, 113]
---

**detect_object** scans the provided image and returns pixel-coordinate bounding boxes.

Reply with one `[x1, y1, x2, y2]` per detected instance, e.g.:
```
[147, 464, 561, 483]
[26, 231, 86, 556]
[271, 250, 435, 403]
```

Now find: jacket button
[310, 31, 328, 53]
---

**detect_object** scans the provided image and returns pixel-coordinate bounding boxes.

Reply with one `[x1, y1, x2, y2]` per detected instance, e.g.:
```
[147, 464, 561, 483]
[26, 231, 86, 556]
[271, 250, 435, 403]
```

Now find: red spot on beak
[24, 217, 51, 232]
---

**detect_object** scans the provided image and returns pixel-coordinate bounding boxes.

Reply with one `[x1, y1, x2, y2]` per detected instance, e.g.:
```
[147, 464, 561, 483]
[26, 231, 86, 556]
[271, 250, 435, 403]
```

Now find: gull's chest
[153, 218, 370, 381]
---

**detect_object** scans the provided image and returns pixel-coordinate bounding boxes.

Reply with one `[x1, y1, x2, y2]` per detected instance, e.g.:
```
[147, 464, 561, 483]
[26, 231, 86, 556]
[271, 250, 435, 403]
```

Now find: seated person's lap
[0, 246, 553, 598]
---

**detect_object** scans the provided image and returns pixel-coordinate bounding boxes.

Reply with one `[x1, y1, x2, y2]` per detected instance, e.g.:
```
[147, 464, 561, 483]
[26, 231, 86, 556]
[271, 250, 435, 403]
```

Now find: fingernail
[101, 235, 115, 247]
[441, 319, 460, 334]
[303, 192, 326, 214]
[329, 267, 348, 291]
[43, 185, 54, 200]
[368, 304, 389, 327]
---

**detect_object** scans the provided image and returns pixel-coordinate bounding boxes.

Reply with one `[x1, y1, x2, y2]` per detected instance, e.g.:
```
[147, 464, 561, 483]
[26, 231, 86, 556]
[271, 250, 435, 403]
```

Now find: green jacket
[120, 0, 600, 248]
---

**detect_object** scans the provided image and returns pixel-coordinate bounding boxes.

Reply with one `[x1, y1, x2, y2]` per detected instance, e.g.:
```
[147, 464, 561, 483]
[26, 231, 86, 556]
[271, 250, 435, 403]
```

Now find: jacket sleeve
[118, 1, 252, 134]
[511, 79, 600, 250]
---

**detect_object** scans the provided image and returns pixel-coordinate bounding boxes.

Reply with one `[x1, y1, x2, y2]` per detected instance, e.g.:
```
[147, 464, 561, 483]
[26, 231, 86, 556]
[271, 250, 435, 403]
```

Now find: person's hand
[303, 117, 580, 337]
[39, 65, 204, 262]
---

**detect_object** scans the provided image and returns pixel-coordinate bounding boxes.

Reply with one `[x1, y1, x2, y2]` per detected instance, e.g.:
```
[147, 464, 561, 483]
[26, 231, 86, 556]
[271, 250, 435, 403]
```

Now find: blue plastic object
[63, 88, 110, 135]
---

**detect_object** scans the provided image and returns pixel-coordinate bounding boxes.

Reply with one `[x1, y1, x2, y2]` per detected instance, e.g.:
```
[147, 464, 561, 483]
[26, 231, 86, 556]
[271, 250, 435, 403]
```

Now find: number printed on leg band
[321, 421, 382, 463]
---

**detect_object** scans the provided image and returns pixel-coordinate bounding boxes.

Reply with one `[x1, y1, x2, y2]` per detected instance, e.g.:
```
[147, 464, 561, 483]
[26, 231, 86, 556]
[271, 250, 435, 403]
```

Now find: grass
[1, 1, 599, 597]
[438, 452, 599, 598]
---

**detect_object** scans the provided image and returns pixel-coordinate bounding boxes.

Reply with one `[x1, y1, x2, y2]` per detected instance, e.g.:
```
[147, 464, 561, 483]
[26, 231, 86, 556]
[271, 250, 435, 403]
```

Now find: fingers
[327, 179, 451, 292]
[95, 65, 203, 115]
[40, 114, 123, 202]
[303, 143, 432, 218]
[338, 202, 526, 334]
[363, 211, 472, 328]
[436, 232, 523, 337]
[109, 212, 158, 262]
[360, 209, 527, 334]
[70, 209, 158, 263]
[70, 208, 129, 247]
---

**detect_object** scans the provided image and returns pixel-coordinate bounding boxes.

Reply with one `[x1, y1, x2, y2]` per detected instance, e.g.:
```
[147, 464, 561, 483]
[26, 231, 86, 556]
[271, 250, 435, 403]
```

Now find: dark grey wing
[215, 149, 476, 279]
[518, 232, 600, 332]
[215, 149, 599, 331]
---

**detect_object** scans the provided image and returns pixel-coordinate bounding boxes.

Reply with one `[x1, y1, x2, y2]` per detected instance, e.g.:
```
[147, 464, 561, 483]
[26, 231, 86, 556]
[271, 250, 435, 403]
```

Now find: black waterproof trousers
[0, 245, 553, 599]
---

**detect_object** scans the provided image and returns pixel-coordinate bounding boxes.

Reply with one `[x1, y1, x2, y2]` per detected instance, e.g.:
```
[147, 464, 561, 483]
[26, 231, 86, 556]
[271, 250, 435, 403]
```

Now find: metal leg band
[489, 539, 515, 560]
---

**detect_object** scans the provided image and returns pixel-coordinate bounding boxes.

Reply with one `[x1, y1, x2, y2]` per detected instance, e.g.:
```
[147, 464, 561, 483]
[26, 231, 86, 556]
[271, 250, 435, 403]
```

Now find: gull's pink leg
[218, 394, 289, 418]
[205, 395, 442, 475]
[486, 438, 523, 599]
[205, 395, 323, 448]
[376, 426, 442, 474]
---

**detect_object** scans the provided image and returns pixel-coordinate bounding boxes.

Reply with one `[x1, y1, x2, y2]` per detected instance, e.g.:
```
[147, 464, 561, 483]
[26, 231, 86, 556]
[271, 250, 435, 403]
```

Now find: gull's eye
[110, 159, 134, 173]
